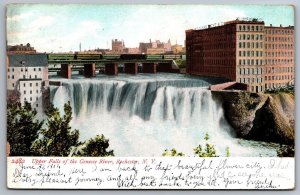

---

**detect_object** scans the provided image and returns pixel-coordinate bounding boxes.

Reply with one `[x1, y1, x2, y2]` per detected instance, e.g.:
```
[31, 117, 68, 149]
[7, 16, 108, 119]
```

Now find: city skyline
[7, 4, 294, 52]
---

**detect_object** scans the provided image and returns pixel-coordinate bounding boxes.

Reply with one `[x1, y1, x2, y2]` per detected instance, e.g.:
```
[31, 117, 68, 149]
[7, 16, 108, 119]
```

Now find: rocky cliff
[212, 91, 294, 145]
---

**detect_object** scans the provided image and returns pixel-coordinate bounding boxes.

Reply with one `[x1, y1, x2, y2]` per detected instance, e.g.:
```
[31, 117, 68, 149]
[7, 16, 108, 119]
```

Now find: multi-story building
[264, 24, 294, 89]
[146, 48, 165, 54]
[7, 43, 36, 54]
[7, 54, 49, 116]
[139, 39, 172, 54]
[186, 19, 294, 92]
[111, 39, 124, 54]
[123, 47, 140, 54]
[171, 44, 184, 54]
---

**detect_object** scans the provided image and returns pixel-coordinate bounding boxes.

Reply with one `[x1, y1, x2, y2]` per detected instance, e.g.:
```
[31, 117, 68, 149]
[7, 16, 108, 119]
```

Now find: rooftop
[8, 54, 48, 67]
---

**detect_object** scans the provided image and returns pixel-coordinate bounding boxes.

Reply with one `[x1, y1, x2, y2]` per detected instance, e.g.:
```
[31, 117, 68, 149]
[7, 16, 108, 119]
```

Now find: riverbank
[212, 91, 294, 145]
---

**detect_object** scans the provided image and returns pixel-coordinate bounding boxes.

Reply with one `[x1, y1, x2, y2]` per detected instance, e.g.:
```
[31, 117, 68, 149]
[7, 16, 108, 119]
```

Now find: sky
[6, 4, 294, 53]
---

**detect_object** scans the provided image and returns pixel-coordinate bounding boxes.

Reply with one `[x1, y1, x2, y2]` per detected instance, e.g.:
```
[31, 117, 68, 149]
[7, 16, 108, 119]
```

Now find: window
[36, 90, 38, 93]
[12, 68, 14, 72]
[23, 83, 25, 87]
[36, 97, 38, 101]
[30, 83, 32, 87]
[21, 68, 23, 72]
[30, 90, 32, 94]
[36, 104, 38, 108]
[34, 68, 36, 71]
[12, 83, 14, 87]
[23, 75, 25, 79]
[39, 68, 41, 71]
[35, 75, 37, 79]
[24, 90, 26, 94]
[30, 97, 32, 101]
[8, 68, 10, 72]
[8, 75, 10, 79]
[12, 75, 14, 79]
[36, 83, 38, 86]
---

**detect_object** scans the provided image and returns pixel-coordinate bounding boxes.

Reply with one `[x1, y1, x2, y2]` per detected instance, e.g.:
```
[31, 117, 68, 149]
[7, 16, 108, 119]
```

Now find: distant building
[186, 19, 294, 92]
[171, 44, 184, 54]
[146, 48, 165, 54]
[7, 54, 49, 116]
[123, 48, 140, 54]
[7, 43, 36, 54]
[111, 39, 124, 54]
[139, 39, 172, 54]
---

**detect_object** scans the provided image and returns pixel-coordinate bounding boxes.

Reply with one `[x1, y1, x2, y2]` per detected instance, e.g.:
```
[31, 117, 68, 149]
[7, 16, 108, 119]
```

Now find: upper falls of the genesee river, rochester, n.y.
[49, 73, 281, 157]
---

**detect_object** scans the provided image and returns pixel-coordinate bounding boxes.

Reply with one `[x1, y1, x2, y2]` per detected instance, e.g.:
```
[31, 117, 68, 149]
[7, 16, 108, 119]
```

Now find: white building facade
[7, 54, 49, 116]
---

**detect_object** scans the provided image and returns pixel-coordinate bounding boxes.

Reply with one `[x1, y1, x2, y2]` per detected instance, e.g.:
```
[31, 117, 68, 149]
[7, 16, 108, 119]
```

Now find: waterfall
[50, 74, 277, 157]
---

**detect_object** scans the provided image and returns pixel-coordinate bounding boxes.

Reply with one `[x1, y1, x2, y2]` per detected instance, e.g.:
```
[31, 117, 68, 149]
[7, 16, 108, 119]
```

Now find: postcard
[6, 4, 295, 189]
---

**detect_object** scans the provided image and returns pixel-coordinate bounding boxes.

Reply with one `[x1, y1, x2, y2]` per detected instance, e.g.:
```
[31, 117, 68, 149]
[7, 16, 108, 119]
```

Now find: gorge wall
[212, 91, 295, 145]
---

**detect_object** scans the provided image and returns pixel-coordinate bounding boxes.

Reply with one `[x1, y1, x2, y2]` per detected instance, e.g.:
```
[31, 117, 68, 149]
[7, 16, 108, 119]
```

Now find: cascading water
[50, 73, 279, 157]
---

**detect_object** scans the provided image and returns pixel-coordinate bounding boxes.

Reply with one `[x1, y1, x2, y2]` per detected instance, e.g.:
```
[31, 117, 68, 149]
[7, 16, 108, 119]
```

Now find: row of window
[265, 44, 293, 50]
[238, 42, 263, 49]
[8, 67, 42, 72]
[22, 75, 39, 79]
[200, 59, 236, 66]
[22, 82, 40, 87]
[239, 50, 263, 57]
[239, 77, 264, 84]
[23, 89, 40, 95]
[265, 59, 293, 65]
[265, 75, 293, 81]
[8, 74, 40, 79]
[265, 29, 293, 35]
[265, 37, 293, 42]
[238, 59, 264, 66]
[265, 67, 293, 73]
[201, 51, 235, 58]
[238, 25, 264, 32]
[239, 68, 264, 75]
[265, 51, 293, 57]
[238, 34, 263, 41]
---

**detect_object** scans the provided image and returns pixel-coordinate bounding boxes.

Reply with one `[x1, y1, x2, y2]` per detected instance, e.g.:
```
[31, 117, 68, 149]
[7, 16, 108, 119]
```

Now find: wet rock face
[211, 91, 294, 145]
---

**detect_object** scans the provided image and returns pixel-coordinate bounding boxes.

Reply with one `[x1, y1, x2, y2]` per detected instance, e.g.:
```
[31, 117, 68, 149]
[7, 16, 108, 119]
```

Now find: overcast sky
[6, 4, 294, 52]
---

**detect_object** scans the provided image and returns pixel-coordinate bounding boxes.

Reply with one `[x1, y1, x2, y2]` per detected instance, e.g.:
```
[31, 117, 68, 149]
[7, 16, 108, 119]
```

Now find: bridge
[48, 59, 179, 79]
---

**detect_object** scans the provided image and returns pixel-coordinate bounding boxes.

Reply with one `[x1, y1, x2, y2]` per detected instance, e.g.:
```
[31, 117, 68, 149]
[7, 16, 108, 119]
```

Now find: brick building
[264, 25, 294, 89]
[111, 39, 124, 54]
[139, 39, 172, 54]
[186, 19, 294, 92]
[7, 43, 36, 54]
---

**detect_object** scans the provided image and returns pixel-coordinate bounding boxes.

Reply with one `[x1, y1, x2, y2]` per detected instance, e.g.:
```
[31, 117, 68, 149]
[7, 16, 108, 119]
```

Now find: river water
[49, 73, 282, 157]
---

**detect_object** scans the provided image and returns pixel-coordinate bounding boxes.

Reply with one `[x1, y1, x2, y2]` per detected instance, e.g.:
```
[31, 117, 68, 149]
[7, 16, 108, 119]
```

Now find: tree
[162, 148, 185, 157]
[32, 101, 79, 156]
[194, 143, 218, 157]
[7, 102, 43, 156]
[75, 134, 114, 157]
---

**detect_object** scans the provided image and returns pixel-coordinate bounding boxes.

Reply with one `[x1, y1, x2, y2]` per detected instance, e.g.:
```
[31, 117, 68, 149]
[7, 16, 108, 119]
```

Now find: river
[49, 73, 282, 157]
